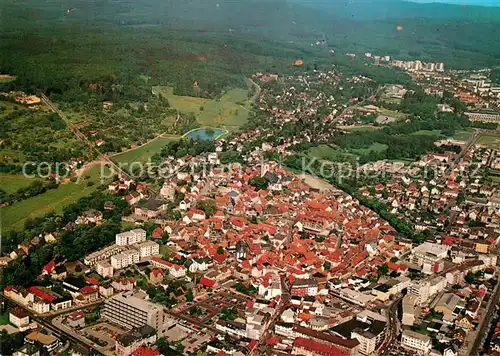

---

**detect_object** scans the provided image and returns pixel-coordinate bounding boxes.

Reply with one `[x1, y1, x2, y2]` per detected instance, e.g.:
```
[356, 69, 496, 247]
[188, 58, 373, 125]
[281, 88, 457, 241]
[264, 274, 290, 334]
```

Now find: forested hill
[1, 0, 500, 97]
[1, 0, 499, 70]
[294, 0, 500, 21]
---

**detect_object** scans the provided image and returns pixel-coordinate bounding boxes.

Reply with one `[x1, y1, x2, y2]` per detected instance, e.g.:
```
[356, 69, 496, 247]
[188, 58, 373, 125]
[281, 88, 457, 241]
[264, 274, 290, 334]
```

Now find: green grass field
[490, 175, 500, 184]
[151, 86, 251, 129]
[343, 126, 381, 132]
[0, 100, 20, 115]
[378, 108, 407, 120]
[113, 136, 179, 164]
[1, 166, 109, 232]
[477, 134, 500, 150]
[350, 143, 389, 156]
[0, 174, 38, 194]
[307, 144, 357, 162]
[451, 129, 474, 141]
[410, 130, 443, 136]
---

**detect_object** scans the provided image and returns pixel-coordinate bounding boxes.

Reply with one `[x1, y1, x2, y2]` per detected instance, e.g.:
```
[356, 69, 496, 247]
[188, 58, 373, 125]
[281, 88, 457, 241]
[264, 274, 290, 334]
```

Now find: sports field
[151, 86, 251, 129]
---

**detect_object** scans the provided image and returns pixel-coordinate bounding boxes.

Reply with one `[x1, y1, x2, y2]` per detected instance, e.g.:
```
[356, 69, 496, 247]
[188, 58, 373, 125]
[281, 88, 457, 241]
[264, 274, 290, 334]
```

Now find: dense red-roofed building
[293, 337, 349, 356]
[28, 287, 55, 303]
[150, 269, 164, 285]
[247, 339, 258, 352]
[131, 347, 160, 356]
[79, 286, 99, 302]
[85, 277, 100, 286]
[212, 251, 228, 265]
[266, 336, 280, 345]
[200, 276, 216, 289]
[387, 262, 408, 272]
[41, 260, 56, 276]
[152, 227, 163, 239]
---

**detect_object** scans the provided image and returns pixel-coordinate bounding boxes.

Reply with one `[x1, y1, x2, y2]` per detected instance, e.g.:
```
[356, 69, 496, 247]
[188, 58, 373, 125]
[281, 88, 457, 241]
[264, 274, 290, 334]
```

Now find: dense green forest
[1, 0, 499, 103]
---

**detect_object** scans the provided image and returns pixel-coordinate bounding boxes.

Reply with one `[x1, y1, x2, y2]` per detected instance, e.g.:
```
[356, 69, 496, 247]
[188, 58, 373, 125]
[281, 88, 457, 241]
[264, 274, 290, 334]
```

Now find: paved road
[437, 130, 480, 185]
[251, 274, 291, 355]
[379, 295, 403, 354]
[468, 276, 500, 356]
[2, 296, 102, 355]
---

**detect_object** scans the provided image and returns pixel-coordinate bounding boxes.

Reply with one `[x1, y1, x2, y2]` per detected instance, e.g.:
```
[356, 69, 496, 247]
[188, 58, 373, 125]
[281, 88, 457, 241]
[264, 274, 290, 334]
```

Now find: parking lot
[81, 322, 126, 352]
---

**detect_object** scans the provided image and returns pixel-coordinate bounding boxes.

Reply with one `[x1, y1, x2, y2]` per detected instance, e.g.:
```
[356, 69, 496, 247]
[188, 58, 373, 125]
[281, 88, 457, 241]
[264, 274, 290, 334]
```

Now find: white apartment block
[84, 244, 125, 266]
[401, 330, 432, 354]
[352, 330, 379, 355]
[411, 242, 448, 271]
[116, 229, 147, 246]
[124, 249, 140, 265]
[402, 294, 418, 326]
[111, 249, 140, 269]
[408, 276, 447, 304]
[96, 260, 114, 278]
[9, 310, 30, 331]
[408, 280, 431, 305]
[135, 241, 160, 258]
[429, 276, 447, 296]
[33, 300, 50, 314]
[111, 254, 130, 269]
[103, 291, 164, 331]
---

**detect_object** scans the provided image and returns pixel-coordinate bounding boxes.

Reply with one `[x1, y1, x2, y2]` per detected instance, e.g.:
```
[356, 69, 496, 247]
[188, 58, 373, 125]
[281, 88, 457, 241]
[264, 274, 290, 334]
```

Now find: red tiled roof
[386, 262, 408, 271]
[247, 339, 257, 351]
[131, 347, 160, 356]
[293, 337, 349, 356]
[151, 269, 164, 277]
[152, 227, 163, 239]
[80, 286, 97, 295]
[42, 260, 56, 275]
[28, 287, 55, 303]
[69, 311, 85, 320]
[200, 277, 216, 288]
[85, 277, 100, 286]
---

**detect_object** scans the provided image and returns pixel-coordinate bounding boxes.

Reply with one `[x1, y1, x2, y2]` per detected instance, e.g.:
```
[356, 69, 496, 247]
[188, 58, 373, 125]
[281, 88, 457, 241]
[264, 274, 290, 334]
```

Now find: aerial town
[1, 3, 500, 355]
[1, 59, 499, 356]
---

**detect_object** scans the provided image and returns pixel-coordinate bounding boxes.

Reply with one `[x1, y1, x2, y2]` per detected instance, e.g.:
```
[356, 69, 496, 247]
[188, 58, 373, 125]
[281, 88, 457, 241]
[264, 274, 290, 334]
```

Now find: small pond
[185, 128, 225, 140]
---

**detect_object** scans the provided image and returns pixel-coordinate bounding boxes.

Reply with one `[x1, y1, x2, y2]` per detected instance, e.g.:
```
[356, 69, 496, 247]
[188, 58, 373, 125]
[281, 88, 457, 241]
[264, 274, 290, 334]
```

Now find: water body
[186, 128, 225, 140]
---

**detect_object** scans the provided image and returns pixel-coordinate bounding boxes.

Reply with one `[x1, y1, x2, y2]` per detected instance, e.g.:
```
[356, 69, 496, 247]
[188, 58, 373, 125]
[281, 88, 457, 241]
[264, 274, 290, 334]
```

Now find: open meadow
[1, 165, 109, 232]
[0, 174, 38, 194]
[307, 144, 357, 162]
[152, 86, 251, 130]
[350, 142, 388, 156]
[113, 136, 179, 164]
[477, 134, 500, 150]
[451, 129, 474, 141]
